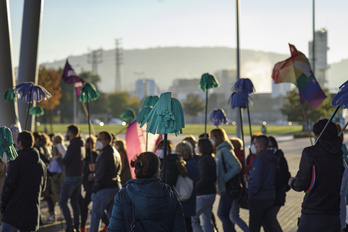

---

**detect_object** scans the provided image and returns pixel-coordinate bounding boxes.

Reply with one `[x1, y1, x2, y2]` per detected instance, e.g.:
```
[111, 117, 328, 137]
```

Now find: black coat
[93, 145, 122, 192]
[292, 140, 344, 215]
[63, 137, 85, 177]
[274, 149, 291, 206]
[196, 154, 217, 196]
[83, 149, 98, 192]
[1, 148, 47, 231]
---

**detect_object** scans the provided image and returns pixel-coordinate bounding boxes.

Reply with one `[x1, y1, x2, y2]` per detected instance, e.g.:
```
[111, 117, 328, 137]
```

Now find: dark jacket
[248, 149, 276, 200]
[93, 145, 122, 193]
[162, 153, 181, 188]
[291, 140, 344, 215]
[182, 160, 199, 217]
[63, 137, 85, 177]
[196, 154, 216, 196]
[273, 149, 291, 206]
[83, 149, 98, 193]
[1, 148, 47, 231]
[108, 178, 186, 232]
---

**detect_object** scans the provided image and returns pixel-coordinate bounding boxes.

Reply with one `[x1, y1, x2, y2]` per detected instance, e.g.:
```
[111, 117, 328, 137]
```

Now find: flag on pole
[62, 60, 85, 97]
[125, 121, 161, 179]
[272, 44, 326, 109]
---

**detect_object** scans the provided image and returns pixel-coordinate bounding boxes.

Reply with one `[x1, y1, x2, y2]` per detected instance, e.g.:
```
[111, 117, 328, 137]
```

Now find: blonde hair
[210, 128, 232, 148]
[176, 141, 193, 160]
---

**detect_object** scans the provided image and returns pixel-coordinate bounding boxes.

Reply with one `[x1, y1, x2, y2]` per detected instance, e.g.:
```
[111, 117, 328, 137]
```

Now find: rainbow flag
[272, 44, 326, 109]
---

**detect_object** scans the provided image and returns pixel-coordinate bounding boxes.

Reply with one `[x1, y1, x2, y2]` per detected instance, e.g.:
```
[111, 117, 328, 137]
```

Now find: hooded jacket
[107, 178, 186, 232]
[63, 137, 85, 177]
[248, 149, 276, 199]
[1, 148, 47, 231]
[215, 141, 242, 193]
[291, 139, 344, 215]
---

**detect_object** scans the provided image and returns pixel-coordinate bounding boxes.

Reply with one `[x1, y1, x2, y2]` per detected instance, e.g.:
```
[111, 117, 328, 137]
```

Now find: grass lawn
[37, 123, 302, 135]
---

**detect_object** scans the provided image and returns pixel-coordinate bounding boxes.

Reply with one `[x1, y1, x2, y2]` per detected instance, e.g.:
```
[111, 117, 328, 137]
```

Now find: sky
[8, 0, 348, 85]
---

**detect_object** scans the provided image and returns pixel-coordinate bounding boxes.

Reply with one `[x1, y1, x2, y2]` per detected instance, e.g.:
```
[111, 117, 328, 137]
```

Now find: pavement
[38, 135, 313, 232]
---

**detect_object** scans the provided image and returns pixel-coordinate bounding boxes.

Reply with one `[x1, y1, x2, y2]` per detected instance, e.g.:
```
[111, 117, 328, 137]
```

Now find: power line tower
[115, 38, 123, 92]
[87, 49, 103, 75]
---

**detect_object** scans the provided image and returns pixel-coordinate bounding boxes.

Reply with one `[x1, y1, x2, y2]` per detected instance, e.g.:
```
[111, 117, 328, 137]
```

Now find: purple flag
[62, 60, 84, 84]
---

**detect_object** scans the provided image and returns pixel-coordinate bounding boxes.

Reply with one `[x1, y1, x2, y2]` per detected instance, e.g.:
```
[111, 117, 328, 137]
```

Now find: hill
[42, 46, 288, 93]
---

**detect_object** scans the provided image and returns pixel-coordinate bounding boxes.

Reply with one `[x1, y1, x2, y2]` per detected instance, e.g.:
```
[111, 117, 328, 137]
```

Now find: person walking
[59, 125, 85, 232]
[210, 128, 246, 232]
[289, 119, 344, 232]
[248, 135, 276, 232]
[176, 141, 199, 232]
[107, 152, 186, 232]
[89, 131, 122, 232]
[1, 131, 47, 232]
[191, 138, 217, 232]
[263, 136, 290, 232]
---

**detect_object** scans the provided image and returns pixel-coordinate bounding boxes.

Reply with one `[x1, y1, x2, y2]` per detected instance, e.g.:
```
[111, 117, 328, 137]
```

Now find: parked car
[91, 118, 104, 126]
[109, 118, 126, 126]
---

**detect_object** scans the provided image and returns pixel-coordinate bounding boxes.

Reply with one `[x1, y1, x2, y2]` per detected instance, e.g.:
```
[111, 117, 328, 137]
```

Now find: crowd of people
[0, 118, 347, 232]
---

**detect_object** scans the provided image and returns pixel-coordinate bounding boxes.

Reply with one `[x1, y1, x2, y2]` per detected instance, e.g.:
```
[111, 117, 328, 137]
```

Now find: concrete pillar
[0, 0, 17, 127]
[17, 0, 44, 131]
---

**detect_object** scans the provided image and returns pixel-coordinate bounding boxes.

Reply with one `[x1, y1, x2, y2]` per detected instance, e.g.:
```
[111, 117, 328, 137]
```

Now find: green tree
[79, 71, 101, 88]
[281, 88, 334, 125]
[108, 92, 140, 119]
[183, 94, 205, 118]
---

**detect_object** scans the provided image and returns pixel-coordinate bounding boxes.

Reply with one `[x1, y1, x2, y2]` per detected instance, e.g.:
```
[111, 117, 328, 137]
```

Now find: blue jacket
[215, 141, 242, 193]
[182, 160, 199, 217]
[248, 149, 276, 200]
[108, 178, 186, 232]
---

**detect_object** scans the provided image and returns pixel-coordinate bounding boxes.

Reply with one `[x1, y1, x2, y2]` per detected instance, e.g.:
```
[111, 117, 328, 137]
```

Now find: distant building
[213, 69, 237, 98]
[135, 79, 159, 101]
[169, 78, 203, 101]
[309, 28, 328, 86]
[271, 81, 292, 98]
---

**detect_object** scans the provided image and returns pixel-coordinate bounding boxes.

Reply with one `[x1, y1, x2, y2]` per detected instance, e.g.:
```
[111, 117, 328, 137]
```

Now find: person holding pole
[289, 119, 344, 232]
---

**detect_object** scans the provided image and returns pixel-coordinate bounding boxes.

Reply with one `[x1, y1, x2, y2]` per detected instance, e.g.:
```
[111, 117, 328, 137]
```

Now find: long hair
[130, 152, 160, 179]
[210, 128, 232, 148]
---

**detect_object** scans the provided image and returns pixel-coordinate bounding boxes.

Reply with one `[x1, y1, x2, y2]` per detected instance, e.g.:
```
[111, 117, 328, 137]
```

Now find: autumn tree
[38, 66, 62, 130]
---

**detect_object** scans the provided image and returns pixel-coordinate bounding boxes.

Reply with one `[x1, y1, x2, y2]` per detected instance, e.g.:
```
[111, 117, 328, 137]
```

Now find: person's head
[210, 128, 231, 148]
[253, 135, 269, 154]
[268, 136, 278, 149]
[131, 152, 160, 179]
[41, 133, 52, 147]
[115, 139, 126, 153]
[66, 125, 80, 141]
[230, 137, 243, 150]
[313, 119, 340, 143]
[96, 131, 112, 150]
[17, 131, 35, 150]
[86, 135, 97, 150]
[33, 131, 41, 143]
[48, 133, 56, 142]
[52, 134, 64, 145]
[198, 133, 210, 139]
[198, 138, 213, 156]
[156, 140, 173, 158]
[176, 141, 193, 161]
[183, 135, 196, 155]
